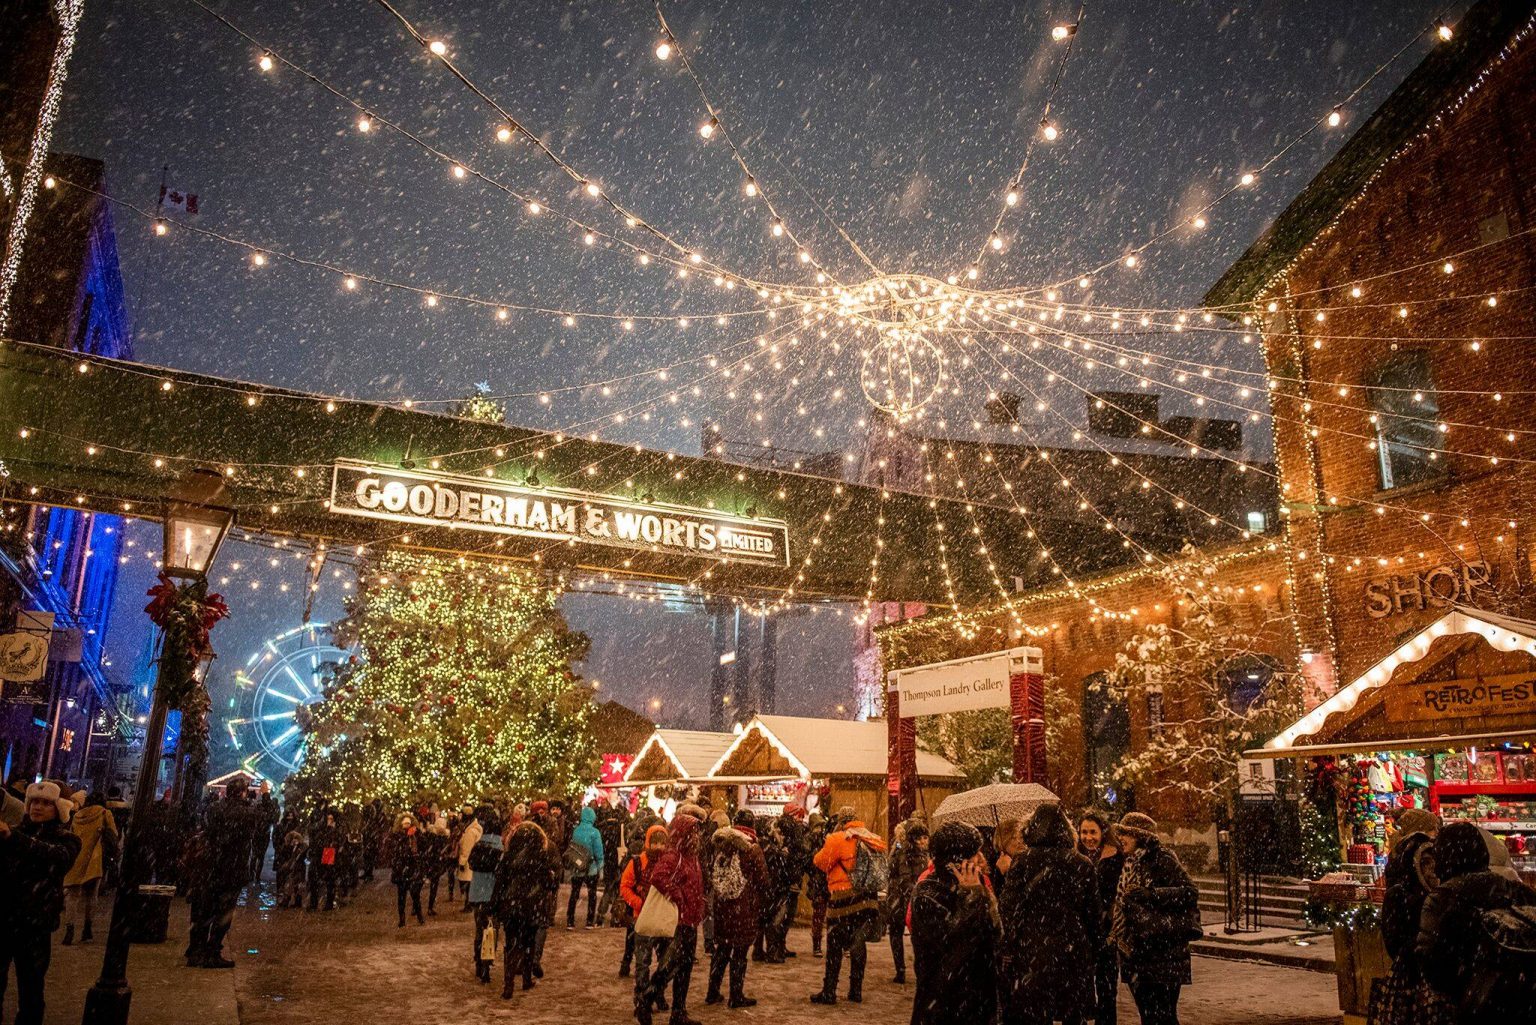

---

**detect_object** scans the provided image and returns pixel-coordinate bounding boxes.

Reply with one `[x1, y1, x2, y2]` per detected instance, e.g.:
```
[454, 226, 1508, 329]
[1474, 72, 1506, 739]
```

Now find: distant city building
[1, 5, 134, 784]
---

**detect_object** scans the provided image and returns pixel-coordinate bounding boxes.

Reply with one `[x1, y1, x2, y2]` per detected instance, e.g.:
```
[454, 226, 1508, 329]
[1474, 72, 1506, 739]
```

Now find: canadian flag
[158, 185, 199, 215]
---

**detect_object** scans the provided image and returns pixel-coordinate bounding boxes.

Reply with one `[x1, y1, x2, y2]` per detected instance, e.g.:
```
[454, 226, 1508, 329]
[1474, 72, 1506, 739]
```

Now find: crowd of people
[6, 766, 1531, 1025]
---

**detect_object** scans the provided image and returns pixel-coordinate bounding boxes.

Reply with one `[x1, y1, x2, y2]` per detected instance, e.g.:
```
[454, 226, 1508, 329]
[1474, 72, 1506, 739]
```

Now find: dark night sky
[72, 0, 1458, 751]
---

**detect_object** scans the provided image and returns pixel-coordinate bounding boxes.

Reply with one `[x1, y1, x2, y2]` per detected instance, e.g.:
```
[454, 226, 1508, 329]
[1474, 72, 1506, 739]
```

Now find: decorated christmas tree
[292, 550, 595, 806]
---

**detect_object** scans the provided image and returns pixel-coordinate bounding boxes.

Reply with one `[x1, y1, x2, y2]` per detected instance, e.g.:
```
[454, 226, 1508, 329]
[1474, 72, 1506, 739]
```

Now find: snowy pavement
[3, 877, 1346, 1024]
[221, 878, 1345, 1025]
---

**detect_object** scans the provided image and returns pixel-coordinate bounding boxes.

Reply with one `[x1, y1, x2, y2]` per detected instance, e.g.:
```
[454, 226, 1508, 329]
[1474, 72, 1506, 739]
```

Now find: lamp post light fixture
[83, 470, 233, 1025]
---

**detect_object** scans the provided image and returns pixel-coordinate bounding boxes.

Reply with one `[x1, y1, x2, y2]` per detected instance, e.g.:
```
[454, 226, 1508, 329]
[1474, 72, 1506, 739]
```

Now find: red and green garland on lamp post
[292, 550, 596, 808]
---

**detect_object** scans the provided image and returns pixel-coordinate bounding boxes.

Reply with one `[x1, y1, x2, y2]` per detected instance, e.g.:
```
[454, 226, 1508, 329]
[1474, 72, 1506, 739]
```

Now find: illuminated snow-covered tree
[292, 551, 594, 807]
[1097, 551, 1301, 819]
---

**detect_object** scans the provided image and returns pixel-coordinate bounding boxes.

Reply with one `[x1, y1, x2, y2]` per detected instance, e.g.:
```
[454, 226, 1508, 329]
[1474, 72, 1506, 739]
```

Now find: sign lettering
[1364, 561, 1496, 618]
[329, 461, 788, 567]
[1384, 671, 1536, 722]
[891, 647, 1042, 718]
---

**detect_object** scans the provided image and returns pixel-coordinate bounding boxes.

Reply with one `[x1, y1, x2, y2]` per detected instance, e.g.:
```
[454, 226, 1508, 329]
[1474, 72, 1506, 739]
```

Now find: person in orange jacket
[620, 824, 671, 1007]
[808, 807, 887, 1005]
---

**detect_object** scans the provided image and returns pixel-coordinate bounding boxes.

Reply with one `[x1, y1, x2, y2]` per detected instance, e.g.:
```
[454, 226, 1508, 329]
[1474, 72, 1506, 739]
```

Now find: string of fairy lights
[6, 2, 1531, 636]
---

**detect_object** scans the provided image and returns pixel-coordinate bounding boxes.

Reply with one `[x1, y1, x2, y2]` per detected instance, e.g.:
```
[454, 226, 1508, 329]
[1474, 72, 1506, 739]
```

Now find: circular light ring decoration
[227, 624, 350, 775]
[860, 329, 948, 423]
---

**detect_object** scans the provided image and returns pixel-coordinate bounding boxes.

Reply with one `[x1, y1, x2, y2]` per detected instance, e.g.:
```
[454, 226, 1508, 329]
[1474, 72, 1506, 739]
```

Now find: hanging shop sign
[0, 611, 53, 684]
[1364, 560, 1497, 618]
[329, 460, 789, 567]
[890, 647, 1043, 718]
[1384, 671, 1536, 722]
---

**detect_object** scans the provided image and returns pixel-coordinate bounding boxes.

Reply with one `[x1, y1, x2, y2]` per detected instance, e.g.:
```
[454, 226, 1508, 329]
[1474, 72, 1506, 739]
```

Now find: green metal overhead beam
[0, 340, 1123, 605]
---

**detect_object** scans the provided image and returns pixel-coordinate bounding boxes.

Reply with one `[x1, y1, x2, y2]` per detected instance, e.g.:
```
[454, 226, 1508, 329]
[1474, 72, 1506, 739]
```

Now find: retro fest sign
[329, 461, 789, 567]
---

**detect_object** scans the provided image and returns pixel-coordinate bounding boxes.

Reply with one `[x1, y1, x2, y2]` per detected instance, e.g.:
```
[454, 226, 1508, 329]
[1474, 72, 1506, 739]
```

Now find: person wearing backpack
[706, 812, 771, 1008]
[596, 803, 629, 925]
[566, 804, 605, 929]
[492, 821, 561, 999]
[1415, 821, 1536, 1021]
[467, 809, 504, 984]
[886, 823, 930, 984]
[809, 805, 888, 1005]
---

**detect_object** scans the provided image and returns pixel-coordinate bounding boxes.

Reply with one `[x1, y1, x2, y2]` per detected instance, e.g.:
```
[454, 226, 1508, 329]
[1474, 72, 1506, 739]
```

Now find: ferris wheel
[226, 624, 350, 777]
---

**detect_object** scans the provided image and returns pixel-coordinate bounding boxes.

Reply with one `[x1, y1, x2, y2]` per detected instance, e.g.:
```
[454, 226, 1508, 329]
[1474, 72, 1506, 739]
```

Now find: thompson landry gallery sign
[329, 461, 789, 567]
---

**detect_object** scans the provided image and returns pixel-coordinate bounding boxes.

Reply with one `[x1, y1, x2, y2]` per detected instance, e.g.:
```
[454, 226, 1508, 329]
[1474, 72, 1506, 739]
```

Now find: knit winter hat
[1392, 808, 1440, 842]
[1115, 812, 1159, 841]
[25, 781, 72, 823]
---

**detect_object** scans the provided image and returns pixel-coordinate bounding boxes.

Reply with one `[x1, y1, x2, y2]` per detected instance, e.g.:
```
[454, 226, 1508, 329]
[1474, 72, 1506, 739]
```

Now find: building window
[1082, 673, 1132, 811]
[1246, 510, 1267, 534]
[1366, 351, 1443, 490]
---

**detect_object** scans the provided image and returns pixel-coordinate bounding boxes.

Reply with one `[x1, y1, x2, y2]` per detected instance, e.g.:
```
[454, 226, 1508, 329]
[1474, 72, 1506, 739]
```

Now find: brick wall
[1261, 28, 1536, 689]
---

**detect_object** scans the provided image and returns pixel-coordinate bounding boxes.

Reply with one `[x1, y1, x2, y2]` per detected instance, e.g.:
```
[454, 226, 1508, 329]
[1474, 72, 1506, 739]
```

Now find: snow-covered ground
[227, 880, 1342, 1025]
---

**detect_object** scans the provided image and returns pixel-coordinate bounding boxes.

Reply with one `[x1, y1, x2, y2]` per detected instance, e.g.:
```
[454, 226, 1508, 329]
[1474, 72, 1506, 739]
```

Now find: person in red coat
[637, 806, 706, 1025]
[705, 812, 771, 1008]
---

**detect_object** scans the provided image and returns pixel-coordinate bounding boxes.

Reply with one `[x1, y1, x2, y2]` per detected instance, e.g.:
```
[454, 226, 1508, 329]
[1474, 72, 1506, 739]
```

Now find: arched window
[1082, 672, 1132, 811]
[1217, 654, 1282, 714]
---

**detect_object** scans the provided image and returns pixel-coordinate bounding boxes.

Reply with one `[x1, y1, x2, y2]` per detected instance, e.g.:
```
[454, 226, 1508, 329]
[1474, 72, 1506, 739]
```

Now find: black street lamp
[83, 470, 233, 1025]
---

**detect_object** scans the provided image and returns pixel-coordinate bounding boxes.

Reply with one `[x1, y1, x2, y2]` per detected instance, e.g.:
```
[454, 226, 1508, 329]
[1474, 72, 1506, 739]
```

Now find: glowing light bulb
[771, 220, 785, 237]
[1192, 215, 1207, 229]
[428, 40, 448, 56]
[1123, 254, 1138, 268]
[1041, 121, 1059, 141]
[1078, 277, 1091, 289]
[799, 250, 811, 263]
[1240, 172, 1255, 186]
[527, 200, 542, 215]
[425, 294, 439, 308]
[452, 164, 466, 179]
[497, 125, 513, 142]
[989, 235, 1003, 251]
[251, 252, 266, 267]
[699, 118, 717, 140]
[258, 53, 274, 72]
[744, 178, 757, 197]
[42, 176, 55, 189]
[496, 307, 509, 320]
[153, 219, 168, 236]
[1052, 24, 1074, 40]
[1327, 108, 1342, 127]
[1442, 261, 1454, 274]
[583, 232, 595, 245]
[585, 182, 601, 197]
[1350, 285, 1362, 298]
[357, 116, 372, 133]
[656, 38, 673, 60]
[344, 276, 358, 290]
[1005, 189, 1019, 206]
[966, 266, 979, 280]
[1436, 21, 1453, 41]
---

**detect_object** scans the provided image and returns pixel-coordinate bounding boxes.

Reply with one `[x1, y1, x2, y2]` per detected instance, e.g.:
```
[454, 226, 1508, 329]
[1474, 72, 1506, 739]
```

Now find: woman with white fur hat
[0, 779, 82, 1024]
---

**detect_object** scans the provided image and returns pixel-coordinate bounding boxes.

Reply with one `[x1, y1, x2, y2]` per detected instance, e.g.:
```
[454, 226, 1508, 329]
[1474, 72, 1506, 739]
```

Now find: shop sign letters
[1364, 560, 1496, 619]
[1385, 671, 1536, 722]
[329, 461, 789, 567]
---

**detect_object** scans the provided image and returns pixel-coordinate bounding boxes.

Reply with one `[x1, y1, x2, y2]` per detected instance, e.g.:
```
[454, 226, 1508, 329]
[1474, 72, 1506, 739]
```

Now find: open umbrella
[931, 783, 1059, 828]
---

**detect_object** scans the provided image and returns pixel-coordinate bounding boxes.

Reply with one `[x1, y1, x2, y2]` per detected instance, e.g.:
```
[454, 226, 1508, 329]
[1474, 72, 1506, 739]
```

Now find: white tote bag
[633, 885, 680, 938]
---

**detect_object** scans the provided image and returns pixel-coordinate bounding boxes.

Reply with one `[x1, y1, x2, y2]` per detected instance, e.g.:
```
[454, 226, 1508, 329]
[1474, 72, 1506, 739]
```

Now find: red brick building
[877, 0, 1536, 851]
[1205, 0, 1536, 698]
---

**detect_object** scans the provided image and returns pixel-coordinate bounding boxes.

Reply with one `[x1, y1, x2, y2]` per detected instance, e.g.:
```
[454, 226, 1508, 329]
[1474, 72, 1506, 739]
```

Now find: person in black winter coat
[392, 814, 427, 928]
[493, 821, 561, 1000]
[596, 803, 628, 924]
[186, 780, 259, 968]
[886, 824, 930, 984]
[1414, 821, 1535, 1016]
[1000, 804, 1101, 1025]
[0, 781, 81, 1025]
[909, 822, 999, 1025]
[1109, 813, 1198, 1025]
[308, 810, 343, 911]
[1078, 811, 1125, 1025]
[1381, 828, 1438, 964]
